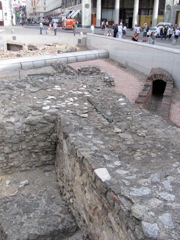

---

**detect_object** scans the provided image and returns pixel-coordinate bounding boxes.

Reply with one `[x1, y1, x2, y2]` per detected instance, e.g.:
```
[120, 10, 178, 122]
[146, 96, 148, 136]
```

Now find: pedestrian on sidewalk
[53, 22, 58, 36]
[118, 22, 123, 39]
[122, 25, 127, 38]
[113, 23, 118, 38]
[174, 27, 180, 43]
[40, 21, 43, 35]
[167, 26, 173, 41]
[90, 24, 95, 33]
[142, 23, 149, 42]
[72, 24, 76, 36]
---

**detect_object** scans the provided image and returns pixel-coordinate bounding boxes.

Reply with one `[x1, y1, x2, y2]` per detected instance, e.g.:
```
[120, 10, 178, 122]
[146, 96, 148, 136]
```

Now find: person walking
[106, 20, 109, 28]
[53, 22, 58, 36]
[167, 26, 173, 41]
[160, 27, 165, 40]
[113, 23, 118, 38]
[122, 25, 127, 38]
[90, 24, 95, 33]
[142, 23, 149, 42]
[174, 27, 180, 44]
[118, 22, 123, 39]
[72, 23, 76, 36]
[135, 24, 141, 35]
[40, 21, 43, 35]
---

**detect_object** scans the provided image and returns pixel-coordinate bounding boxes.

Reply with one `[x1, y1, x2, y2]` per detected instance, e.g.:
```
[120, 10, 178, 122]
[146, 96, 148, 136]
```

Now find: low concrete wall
[0, 49, 109, 72]
[86, 34, 180, 89]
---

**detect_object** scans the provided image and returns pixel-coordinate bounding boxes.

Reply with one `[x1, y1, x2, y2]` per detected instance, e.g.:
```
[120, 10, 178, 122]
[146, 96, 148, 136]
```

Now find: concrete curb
[0, 49, 109, 72]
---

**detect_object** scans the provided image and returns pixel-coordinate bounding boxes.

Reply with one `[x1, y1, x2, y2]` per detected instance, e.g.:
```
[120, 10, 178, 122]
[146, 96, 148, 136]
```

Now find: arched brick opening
[135, 68, 174, 121]
[153, 80, 167, 95]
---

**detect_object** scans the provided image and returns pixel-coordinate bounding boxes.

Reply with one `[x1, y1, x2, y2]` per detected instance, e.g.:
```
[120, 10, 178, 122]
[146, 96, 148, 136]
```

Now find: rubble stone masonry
[0, 63, 179, 239]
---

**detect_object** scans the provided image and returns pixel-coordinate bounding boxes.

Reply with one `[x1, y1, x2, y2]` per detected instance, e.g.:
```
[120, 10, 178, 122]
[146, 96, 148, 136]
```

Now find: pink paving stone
[70, 59, 144, 103]
[70, 59, 180, 127]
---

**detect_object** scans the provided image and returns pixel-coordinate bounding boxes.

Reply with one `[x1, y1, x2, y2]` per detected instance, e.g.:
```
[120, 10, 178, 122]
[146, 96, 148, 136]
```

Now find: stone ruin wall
[55, 118, 146, 240]
[0, 64, 146, 240]
[0, 64, 179, 240]
[0, 112, 57, 174]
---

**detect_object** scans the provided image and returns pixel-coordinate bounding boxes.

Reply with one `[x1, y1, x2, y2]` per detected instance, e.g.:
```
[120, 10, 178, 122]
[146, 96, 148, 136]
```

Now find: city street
[0, 24, 179, 49]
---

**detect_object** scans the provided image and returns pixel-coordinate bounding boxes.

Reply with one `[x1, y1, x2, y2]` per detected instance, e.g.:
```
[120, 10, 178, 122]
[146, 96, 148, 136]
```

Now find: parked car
[42, 19, 51, 26]
[147, 27, 160, 37]
[156, 22, 172, 28]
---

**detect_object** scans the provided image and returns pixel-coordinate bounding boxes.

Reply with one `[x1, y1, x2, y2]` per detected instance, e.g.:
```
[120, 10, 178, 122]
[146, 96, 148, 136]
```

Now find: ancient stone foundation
[0, 64, 179, 240]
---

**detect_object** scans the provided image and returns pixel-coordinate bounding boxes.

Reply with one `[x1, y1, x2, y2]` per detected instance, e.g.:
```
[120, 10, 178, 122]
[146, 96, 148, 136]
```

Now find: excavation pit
[7, 43, 23, 51]
[0, 64, 179, 240]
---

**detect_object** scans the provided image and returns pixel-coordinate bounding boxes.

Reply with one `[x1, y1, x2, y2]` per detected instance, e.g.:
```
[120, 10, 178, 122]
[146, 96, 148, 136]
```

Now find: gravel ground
[70, 59, 180, 127]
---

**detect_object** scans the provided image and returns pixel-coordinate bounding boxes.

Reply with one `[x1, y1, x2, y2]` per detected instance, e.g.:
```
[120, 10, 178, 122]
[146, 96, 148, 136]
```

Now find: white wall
[86, 34, 180, 89]
[46, 0, 62, 12]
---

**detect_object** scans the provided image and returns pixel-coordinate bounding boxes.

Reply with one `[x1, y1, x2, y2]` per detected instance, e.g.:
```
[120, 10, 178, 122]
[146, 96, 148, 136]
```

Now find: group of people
[132, 22, 180, 45]
[112, 22, 127, 38]
[132, 23, 150, 43]
[101, 20, 109, 29]
[40, 21, 58, 35]
[160, 25, 180, 43]
[40, 21, 78, 36]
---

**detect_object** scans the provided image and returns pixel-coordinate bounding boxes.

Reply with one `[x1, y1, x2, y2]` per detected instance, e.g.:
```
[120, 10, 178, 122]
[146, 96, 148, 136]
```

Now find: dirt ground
[0, 43, 87, 60]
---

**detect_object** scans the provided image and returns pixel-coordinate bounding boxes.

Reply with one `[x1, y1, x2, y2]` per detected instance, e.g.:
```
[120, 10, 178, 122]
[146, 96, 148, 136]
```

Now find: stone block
[33, 60, 46, 68]
[21, 61, 34, 70]
[67, 56, 77, 63]
[76, 55, 87, 62]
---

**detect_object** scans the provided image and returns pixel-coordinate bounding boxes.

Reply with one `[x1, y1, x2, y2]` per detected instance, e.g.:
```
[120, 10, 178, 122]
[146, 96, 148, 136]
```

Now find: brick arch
[146, 68, 174, 84]
[135, 68, 174, 122]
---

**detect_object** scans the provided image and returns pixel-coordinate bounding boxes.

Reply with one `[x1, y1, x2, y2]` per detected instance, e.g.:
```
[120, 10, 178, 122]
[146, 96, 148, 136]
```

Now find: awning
[69, 9, 81, 18]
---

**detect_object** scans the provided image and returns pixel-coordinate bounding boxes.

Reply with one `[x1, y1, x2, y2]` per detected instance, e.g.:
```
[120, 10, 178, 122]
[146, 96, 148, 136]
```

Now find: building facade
[60, 0, 180, 27]
[26, 0, 64, 21]
[0, 0, 26, 26]
[25, 0, 180, 27]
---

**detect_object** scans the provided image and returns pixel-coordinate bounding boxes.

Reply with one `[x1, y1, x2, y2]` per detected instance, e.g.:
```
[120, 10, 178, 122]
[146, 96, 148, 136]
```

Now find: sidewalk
[0, 25, 80, 46]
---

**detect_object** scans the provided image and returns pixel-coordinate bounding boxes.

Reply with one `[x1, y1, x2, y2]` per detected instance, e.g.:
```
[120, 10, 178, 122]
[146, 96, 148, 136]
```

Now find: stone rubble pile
[0, 43, 78, 60]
